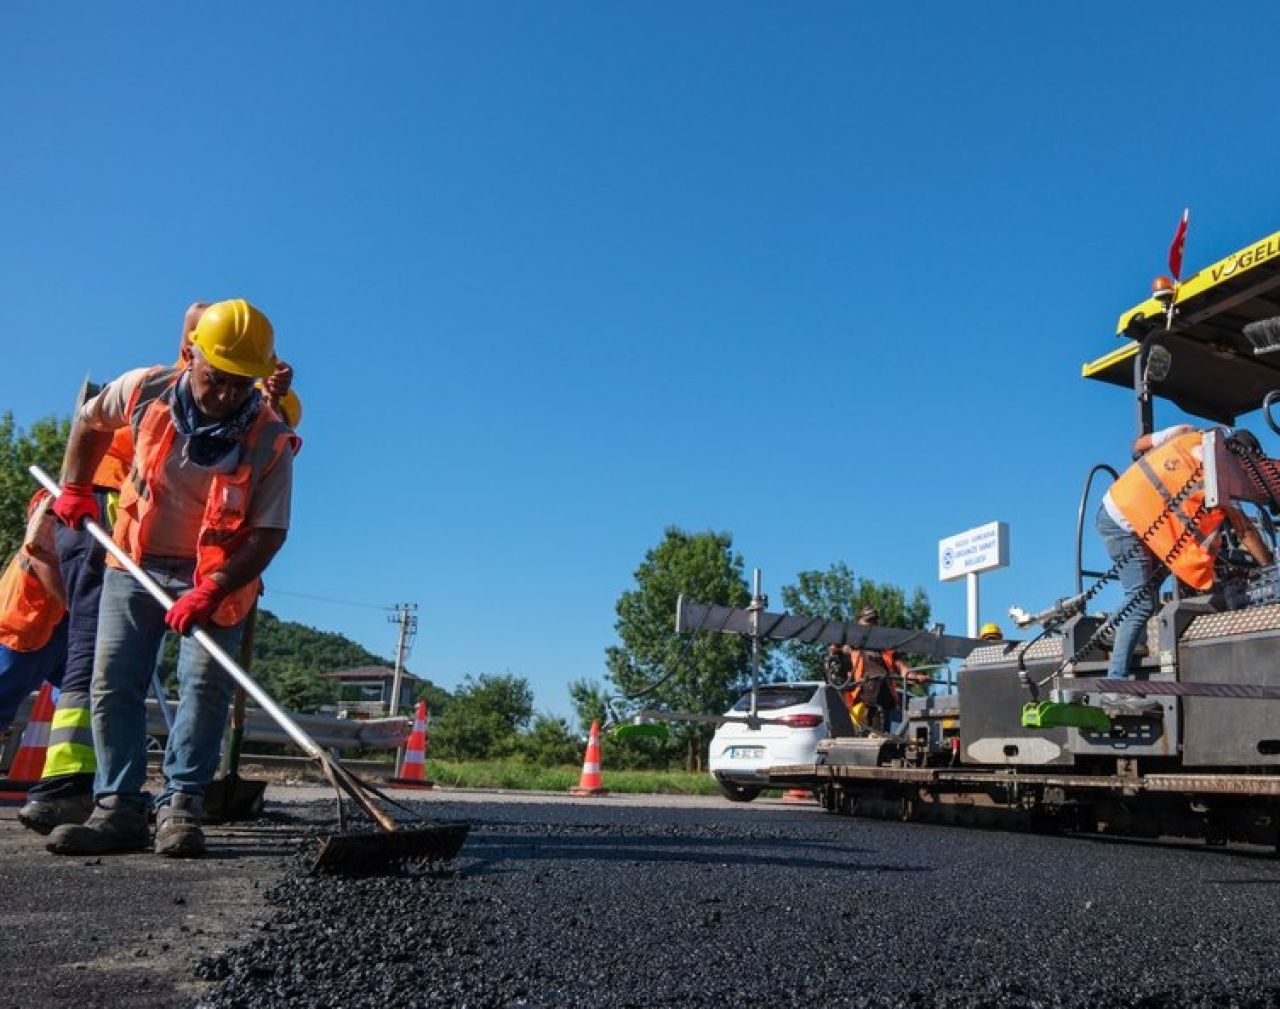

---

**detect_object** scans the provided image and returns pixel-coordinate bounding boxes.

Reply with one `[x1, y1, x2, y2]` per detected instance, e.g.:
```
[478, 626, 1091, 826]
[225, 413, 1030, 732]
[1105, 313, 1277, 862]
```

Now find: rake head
[311, 822, 470, 877]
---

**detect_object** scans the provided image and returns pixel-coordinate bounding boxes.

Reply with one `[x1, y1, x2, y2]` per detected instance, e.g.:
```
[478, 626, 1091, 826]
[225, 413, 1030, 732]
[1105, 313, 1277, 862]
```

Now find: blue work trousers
[0, 624, 66, 733]
[92, 563, 244, 811]
[27, 516, 110, 799]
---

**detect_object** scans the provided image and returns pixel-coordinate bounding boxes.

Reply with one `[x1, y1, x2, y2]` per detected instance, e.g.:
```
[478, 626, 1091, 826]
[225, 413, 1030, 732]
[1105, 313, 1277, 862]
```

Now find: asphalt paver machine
[677, 224, 1280, 849]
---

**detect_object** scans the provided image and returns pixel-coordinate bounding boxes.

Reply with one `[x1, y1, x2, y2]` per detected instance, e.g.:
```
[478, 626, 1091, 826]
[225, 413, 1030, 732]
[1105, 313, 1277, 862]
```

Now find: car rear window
[731, 685, 819, 712]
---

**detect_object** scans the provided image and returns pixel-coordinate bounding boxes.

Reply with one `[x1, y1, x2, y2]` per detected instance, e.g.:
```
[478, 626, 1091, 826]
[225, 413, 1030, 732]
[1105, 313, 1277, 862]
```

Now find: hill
[159, 609, 452, 715]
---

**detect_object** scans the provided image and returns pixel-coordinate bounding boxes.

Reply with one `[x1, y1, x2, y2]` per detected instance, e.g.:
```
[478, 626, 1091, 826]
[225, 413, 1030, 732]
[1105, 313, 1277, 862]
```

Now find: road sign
[938, 522, 1009, 582]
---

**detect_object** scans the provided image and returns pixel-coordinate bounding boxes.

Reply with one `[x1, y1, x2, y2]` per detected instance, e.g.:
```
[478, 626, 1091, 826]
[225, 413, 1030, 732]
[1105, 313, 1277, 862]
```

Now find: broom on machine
[31, 465, 467, 875]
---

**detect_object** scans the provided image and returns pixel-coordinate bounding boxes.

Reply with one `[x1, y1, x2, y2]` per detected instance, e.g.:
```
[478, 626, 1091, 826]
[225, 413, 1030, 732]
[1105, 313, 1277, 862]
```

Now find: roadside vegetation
[3, 415, 930, 787]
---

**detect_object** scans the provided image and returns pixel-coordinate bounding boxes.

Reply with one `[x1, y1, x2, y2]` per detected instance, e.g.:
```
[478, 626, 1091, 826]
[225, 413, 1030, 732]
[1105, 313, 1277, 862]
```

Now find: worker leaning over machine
[44, 299, 298, 858]
[1097, 424, 1272, 710]
[16, 302, 300, 835]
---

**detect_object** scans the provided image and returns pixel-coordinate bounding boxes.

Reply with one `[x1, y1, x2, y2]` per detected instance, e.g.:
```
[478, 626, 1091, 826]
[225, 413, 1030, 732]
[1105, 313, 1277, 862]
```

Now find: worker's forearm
[63, 418, 114, 486]
[208, 528, 286, 594]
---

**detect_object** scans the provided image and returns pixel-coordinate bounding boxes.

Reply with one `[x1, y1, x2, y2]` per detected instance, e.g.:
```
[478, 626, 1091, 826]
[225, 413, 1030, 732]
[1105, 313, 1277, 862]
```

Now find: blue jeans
[92, 563, 244, 810]
[1096, 504, 1163, 679]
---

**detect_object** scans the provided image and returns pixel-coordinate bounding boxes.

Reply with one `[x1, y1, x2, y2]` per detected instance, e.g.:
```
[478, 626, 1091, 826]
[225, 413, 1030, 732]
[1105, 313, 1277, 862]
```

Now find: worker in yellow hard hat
[979, 622, 1004, 642]
[44, 298, 299, 860]
[19, 302, 303, 836]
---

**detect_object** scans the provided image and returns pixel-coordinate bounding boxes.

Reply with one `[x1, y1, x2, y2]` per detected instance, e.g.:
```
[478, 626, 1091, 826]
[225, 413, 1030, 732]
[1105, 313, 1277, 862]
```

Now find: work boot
[18, 793, 95, 835]
[46, 796, 150, 855]
[154, 792, 206, 858]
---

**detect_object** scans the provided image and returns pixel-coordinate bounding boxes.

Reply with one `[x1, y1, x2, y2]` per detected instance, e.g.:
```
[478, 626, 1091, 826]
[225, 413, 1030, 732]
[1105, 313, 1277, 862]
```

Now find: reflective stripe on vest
[41, 696, 95, 778]
[1109, 431, 1224, 591]
[109, 367, 297, 627]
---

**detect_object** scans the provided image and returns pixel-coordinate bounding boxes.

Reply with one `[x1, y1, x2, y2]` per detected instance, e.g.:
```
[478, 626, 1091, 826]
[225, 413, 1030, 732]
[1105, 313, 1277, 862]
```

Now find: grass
[422, 759, 720, 795]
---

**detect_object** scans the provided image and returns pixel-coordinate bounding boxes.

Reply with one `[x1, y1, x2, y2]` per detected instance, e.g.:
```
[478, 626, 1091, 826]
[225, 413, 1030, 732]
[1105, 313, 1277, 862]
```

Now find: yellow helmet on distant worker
[191, 299, 277, 379]
[980, 622, 1003, 641]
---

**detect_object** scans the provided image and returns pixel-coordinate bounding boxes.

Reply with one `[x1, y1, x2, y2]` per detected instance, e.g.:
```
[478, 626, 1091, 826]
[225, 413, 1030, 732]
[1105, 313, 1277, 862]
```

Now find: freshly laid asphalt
[4, 787, 1280, 1008]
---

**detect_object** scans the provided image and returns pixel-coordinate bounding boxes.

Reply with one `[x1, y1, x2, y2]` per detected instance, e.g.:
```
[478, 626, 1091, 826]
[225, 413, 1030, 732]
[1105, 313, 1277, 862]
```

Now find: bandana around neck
[170, 371, 263, 469]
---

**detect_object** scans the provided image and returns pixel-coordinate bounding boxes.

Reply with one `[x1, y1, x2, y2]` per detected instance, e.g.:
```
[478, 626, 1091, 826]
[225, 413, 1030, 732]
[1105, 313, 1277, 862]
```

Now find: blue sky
[4, 3, 1279, 721]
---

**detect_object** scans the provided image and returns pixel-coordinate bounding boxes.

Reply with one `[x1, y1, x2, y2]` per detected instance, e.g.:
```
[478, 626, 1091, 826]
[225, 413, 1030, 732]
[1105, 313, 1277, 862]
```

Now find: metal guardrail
[1, 691, 410, 772]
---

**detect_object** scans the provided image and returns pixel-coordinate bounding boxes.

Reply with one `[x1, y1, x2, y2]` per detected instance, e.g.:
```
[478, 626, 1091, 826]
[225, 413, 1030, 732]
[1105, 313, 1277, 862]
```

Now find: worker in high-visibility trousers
[40, 300, 299, 859]
[18, 303, 300, 835]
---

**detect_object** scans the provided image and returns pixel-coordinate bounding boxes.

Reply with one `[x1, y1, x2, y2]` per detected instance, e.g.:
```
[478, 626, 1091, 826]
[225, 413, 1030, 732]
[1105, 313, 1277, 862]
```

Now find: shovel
[32, 465, 468, 875]
[204, 607, 268, 823]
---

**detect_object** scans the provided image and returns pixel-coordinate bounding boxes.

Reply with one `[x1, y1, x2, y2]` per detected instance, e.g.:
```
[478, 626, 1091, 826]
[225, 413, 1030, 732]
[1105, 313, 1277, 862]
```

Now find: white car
[708, 681, 833, 802]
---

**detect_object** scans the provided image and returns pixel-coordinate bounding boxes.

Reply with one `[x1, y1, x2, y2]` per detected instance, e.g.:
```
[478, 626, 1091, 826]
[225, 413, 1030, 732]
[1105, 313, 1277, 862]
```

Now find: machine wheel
[715, 778, 764, 803]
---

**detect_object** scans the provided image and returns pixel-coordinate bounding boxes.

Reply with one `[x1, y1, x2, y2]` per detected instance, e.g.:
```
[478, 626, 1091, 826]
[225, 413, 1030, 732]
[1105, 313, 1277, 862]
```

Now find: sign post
[938, 521, 1010, 637]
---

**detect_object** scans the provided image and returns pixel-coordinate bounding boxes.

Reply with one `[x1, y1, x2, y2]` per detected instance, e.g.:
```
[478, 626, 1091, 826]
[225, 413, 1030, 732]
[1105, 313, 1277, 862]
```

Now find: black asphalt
[5, 793, 1280, 1008]
[196, 797, 1280, 1009]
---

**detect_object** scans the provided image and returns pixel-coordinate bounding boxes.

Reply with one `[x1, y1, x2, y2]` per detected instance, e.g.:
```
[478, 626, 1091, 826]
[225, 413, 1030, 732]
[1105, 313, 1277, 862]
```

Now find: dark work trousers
[27, 497, 110, 800]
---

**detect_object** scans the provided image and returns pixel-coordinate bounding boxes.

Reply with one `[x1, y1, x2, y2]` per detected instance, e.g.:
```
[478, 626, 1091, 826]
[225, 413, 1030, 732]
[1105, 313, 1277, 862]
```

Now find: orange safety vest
[842, 648, 902, 711]
[0, 550, 65, 652]
[108, 366, 299, 627]
[1109, 431, 1224, 592]
[91, 428, 135, 492]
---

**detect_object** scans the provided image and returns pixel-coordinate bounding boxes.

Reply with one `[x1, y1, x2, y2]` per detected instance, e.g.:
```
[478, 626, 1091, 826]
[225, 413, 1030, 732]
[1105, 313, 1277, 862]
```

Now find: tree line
[3, 413, 932, 772]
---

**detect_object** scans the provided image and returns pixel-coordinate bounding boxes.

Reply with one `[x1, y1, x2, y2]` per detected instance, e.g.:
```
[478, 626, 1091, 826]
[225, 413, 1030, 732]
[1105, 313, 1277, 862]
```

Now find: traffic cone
[387, 699, 433, 789]
[569, 719, 608, 797]
[782, 788, 815, 803]
[0, 683, 56, 802]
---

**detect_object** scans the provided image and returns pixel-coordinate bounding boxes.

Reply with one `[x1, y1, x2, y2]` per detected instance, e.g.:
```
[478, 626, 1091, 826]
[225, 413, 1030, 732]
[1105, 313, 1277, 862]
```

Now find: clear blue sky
[4, 3, 1279, 722]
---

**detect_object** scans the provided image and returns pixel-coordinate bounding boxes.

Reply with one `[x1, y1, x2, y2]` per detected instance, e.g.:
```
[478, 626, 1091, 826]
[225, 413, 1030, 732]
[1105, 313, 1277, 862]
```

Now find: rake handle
[30, 465, 397, 833]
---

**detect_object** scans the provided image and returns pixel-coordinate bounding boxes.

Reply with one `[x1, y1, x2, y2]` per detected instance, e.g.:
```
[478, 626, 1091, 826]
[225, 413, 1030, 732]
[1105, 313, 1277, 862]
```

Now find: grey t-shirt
[81, 367, 292, 560]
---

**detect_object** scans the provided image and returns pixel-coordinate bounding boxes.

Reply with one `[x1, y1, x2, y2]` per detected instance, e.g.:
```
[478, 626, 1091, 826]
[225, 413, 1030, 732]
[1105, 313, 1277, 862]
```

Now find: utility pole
[387, 603, 419, 718]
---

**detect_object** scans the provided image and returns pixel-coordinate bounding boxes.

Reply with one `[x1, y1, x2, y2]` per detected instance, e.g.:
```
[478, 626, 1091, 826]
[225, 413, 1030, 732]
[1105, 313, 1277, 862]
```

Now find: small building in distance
[321, 666, 423, 718]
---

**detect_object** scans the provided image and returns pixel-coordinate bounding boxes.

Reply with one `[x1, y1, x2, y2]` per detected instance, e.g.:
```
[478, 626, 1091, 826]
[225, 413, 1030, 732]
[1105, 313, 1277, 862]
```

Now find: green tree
[431, 673, 533, 760]
[605, 527, 751, 771]
[514, 713, 584, 766]
[778, 562, 931, 680]
[0, 412, 69, 563]
[567, 677, 610, 733]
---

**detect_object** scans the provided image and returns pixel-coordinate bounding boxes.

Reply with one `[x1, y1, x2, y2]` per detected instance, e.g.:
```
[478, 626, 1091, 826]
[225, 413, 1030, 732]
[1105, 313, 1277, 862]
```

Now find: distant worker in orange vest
[828, 606, 926, 734]
[45, 299, 298, 859]
[17, 303, 300, 836]
[1098, 425, 1271, 705]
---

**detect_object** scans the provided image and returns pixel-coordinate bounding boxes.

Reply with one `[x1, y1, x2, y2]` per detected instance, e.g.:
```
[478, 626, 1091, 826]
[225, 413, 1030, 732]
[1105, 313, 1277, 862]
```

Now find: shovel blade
[311, 822, 469, 877]
[204, 775, 268, 824]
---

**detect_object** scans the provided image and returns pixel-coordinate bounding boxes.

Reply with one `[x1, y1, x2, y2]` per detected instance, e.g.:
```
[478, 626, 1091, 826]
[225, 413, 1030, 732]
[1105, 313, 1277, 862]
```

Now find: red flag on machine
[1168, 208, 1190, 282]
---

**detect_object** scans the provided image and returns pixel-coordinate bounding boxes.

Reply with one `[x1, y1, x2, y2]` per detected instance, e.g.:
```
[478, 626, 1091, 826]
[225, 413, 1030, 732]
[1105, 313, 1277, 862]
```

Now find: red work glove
[166, 580, 230, 635]
[52, 482, 99, 530]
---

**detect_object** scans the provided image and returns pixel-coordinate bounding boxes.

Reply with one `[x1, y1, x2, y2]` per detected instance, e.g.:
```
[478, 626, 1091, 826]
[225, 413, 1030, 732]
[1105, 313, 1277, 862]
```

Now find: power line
[261, 587, 390, 612]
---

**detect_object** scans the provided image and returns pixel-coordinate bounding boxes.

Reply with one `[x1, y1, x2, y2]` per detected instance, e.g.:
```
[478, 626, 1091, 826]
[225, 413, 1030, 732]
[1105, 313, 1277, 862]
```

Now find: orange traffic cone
[388, 699, 433, 789]
[782, 788, 815, 803]
[570, 719, 608, 797]
[0, 683, 56, 802]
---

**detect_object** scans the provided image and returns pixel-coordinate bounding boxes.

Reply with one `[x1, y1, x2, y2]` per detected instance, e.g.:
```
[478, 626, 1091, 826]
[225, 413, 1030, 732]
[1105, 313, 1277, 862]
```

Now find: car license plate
[728, 746, 764, 759]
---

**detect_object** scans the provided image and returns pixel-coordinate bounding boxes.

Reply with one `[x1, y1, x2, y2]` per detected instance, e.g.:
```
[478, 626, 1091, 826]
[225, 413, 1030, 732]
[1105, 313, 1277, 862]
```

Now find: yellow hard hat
[277, 388, 303, 428]
[191, 299, 277, 379]
[980, 622, 1003, 641]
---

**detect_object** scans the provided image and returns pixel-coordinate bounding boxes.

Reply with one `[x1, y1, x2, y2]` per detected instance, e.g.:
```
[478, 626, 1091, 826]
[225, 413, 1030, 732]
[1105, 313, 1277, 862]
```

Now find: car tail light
[776, 714, 823, 729]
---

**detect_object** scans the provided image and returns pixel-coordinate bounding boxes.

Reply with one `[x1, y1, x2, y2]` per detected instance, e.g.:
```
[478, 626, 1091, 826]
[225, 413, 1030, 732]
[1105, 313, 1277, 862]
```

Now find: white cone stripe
[582, 761, 600, 774]
[18, 723, 50, 748]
